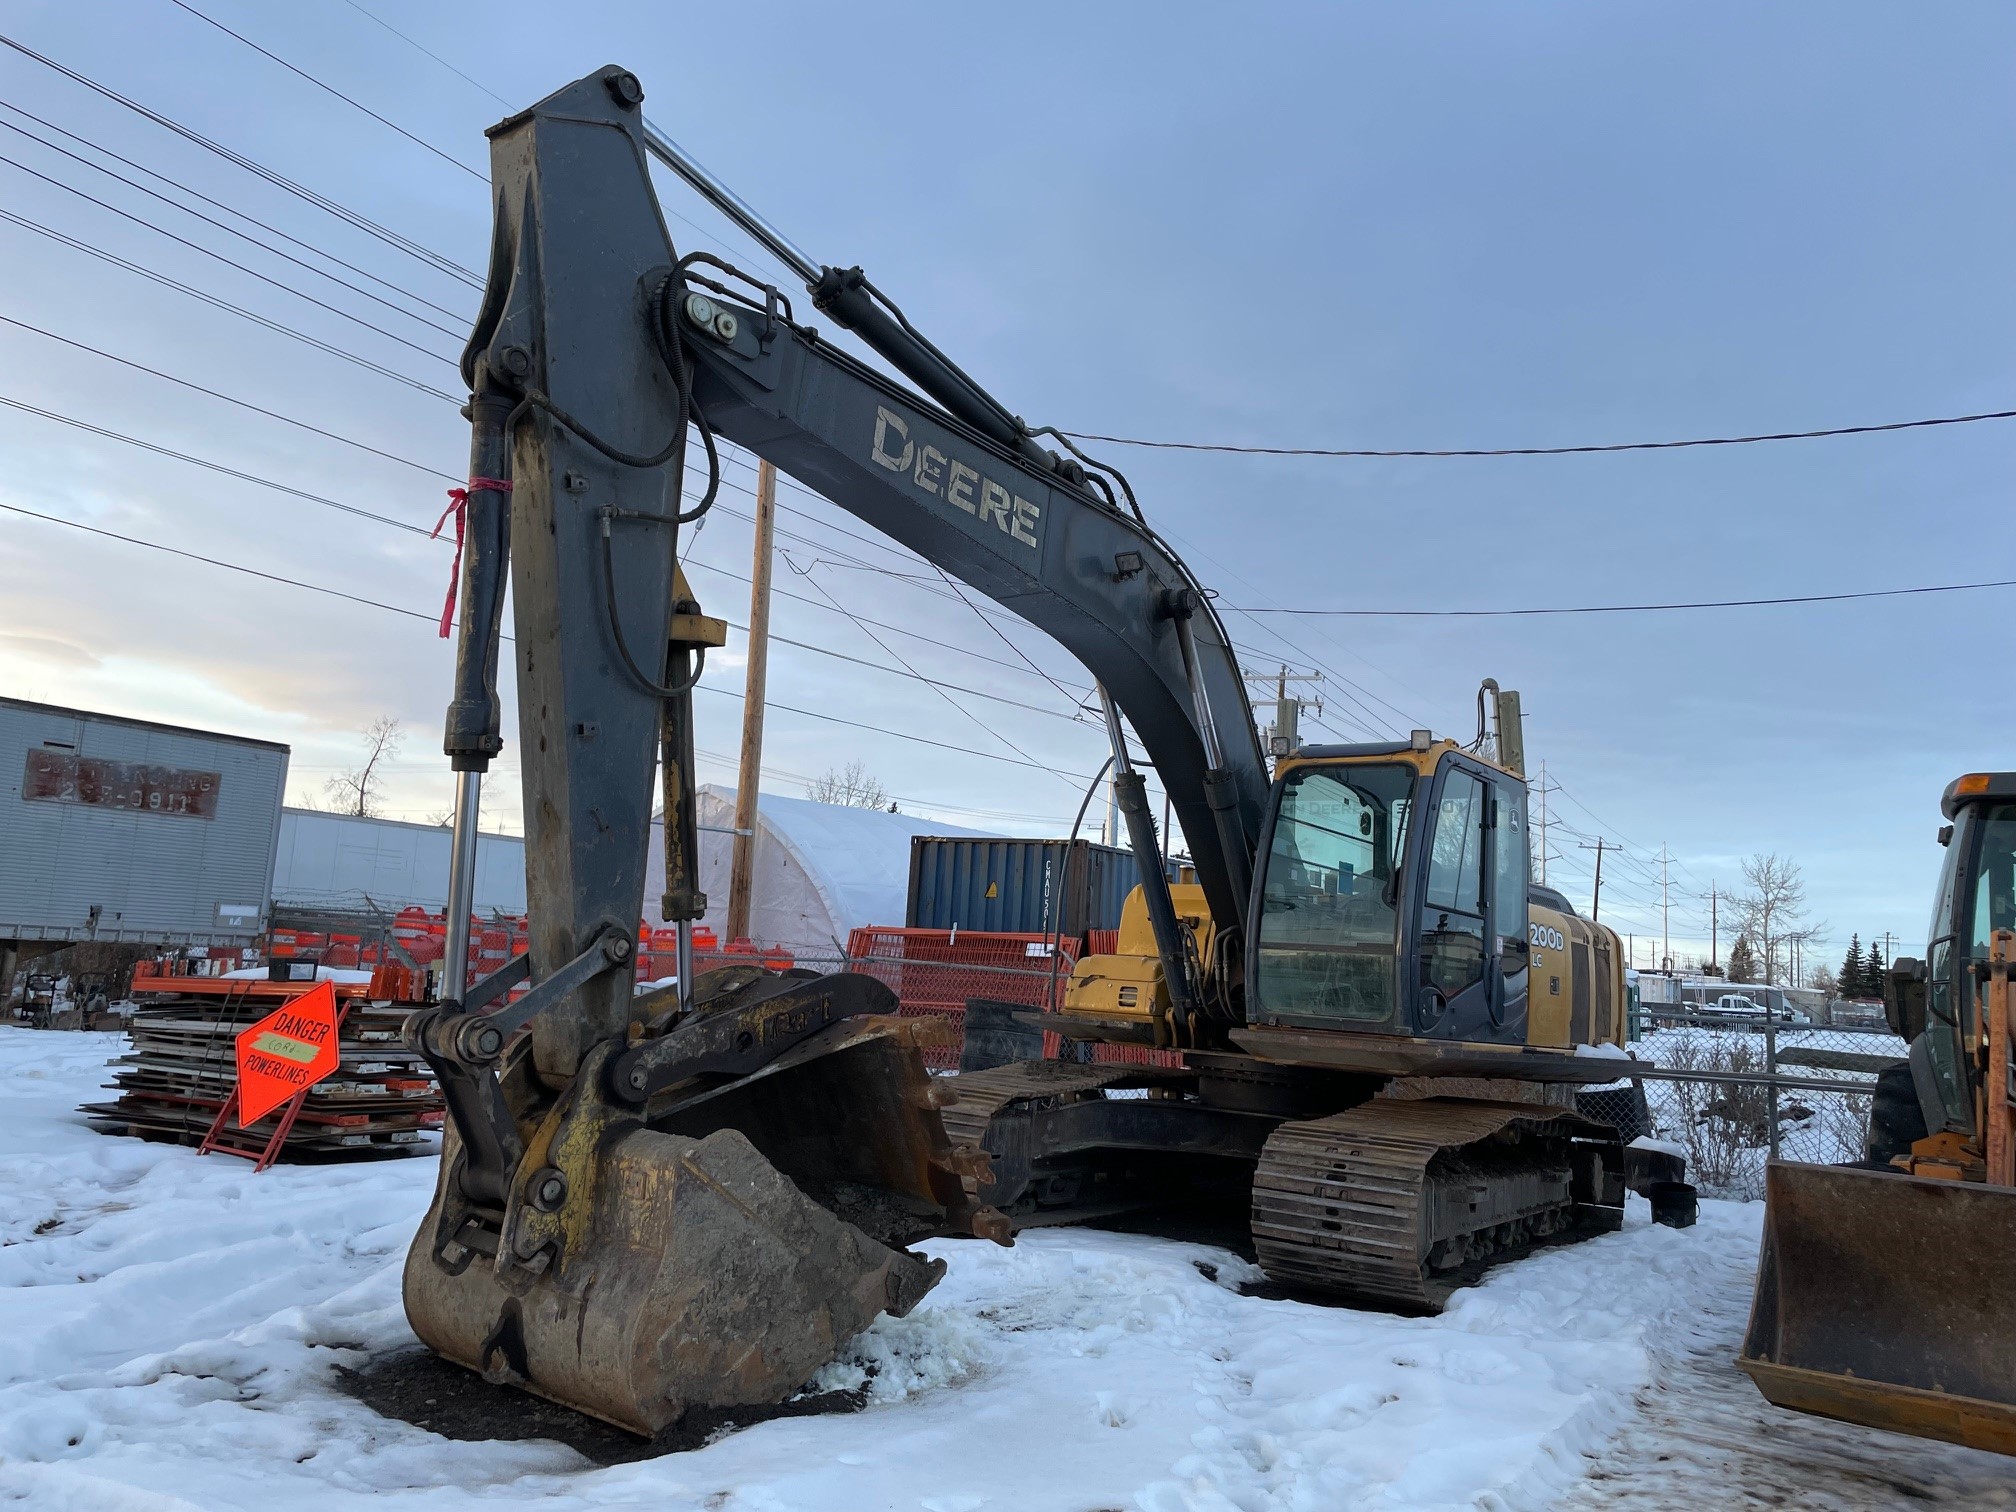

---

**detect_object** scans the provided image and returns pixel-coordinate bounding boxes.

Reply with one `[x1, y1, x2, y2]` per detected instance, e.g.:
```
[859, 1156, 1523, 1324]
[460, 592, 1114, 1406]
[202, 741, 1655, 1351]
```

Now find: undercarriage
[941, 1053, 1631, 1311]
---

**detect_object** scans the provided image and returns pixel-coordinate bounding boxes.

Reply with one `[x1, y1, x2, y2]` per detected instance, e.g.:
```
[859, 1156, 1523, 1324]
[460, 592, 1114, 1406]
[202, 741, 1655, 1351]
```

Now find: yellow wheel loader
[402, 65, 1688, 1436]
[1741, 772, 2016, 1457]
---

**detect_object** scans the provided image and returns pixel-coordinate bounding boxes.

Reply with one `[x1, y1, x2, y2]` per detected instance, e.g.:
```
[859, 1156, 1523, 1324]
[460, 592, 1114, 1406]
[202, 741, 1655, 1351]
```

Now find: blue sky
[2, 2, 2010, 970]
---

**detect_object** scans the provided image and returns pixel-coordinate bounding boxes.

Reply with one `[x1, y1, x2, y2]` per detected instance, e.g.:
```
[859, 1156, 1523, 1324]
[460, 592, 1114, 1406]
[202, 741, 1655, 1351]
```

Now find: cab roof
[1942, 772, 2016, 819]
[1284, 738, 1520, 783]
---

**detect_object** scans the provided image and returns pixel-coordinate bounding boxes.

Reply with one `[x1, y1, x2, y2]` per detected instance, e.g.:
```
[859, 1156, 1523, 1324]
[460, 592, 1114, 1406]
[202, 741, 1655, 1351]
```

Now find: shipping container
[0, 698, 288, 946]
[906, 836, 1145, 939]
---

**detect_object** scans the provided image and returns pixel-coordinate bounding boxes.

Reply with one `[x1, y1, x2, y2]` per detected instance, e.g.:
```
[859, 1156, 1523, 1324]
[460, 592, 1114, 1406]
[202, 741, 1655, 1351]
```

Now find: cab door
[1487, 774, 1530, 1036]
[1414, 760, 1529, 1045]
[1416, 767, 1491, 1037]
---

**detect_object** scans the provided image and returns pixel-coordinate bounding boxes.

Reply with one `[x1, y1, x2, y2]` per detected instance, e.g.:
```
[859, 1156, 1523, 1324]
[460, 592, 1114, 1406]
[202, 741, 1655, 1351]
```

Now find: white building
[271, 788, 992, 954]
[269, 809, 526, 917]
[647, 785, 994, 955]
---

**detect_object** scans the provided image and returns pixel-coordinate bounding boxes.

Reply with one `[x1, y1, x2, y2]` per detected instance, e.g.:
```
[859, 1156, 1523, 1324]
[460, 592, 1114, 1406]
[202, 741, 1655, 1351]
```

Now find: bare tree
[320, 716, 405, 818]
[808, 760, 889, 809]
[1733, 853, 1825, 987]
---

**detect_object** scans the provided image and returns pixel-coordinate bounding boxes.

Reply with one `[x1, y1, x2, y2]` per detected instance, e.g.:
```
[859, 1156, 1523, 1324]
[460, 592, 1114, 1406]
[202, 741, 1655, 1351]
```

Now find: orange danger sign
[234, 980, 342, 1125]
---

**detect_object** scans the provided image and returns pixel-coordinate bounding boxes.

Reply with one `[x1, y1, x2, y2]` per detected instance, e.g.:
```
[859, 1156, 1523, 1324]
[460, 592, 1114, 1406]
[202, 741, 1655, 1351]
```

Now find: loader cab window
[1967, 805, 2016, 959]
[1254, 763, 1414, 1022]
[1919, 803, 2016, 1135]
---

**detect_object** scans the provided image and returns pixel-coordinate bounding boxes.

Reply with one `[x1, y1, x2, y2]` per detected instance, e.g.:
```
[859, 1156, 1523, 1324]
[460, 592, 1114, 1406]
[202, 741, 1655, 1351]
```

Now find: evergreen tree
[1728, 932, 1759, 983]
[1866, 938, 1885, 990]
[1839, 935, 1865, 998]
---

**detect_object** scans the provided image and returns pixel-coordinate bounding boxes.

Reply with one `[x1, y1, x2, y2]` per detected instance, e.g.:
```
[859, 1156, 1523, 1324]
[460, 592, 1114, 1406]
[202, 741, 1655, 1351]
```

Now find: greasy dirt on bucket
[336, 1349, 867, 1465]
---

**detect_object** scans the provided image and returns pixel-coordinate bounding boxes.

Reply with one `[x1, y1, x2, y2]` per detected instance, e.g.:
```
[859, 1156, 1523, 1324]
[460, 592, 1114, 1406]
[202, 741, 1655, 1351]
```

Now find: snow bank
[0, 1029, 1770, 1510]
[1628, 1135, 1688, 1160]
[221, 966, 375, 984]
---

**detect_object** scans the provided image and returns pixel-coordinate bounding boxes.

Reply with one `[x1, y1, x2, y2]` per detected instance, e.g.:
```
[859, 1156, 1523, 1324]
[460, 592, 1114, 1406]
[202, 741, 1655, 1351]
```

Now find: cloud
[0, 632, 102, 670]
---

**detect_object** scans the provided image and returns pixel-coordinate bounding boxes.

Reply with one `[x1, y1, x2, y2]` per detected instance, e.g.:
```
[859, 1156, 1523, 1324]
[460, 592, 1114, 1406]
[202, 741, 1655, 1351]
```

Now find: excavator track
[1251, 1096, 1623, 1310]
[938, 1059, 1187, 1149]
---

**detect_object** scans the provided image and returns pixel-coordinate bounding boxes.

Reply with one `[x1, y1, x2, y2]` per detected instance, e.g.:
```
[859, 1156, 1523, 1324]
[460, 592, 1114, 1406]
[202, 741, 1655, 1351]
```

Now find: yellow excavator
[1741, 772, 2016, 1457]
[401, 65, 1686, 1436]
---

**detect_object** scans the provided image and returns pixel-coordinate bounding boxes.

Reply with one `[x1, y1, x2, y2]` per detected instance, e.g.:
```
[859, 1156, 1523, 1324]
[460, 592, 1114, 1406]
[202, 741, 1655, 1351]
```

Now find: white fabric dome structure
[646, 784, 996, 958]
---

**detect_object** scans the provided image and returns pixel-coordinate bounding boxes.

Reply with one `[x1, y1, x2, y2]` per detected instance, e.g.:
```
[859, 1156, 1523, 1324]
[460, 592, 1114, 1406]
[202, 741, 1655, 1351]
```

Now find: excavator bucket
[1739, 1160, 2016, 1457]
[404, 1004, 995, 1437]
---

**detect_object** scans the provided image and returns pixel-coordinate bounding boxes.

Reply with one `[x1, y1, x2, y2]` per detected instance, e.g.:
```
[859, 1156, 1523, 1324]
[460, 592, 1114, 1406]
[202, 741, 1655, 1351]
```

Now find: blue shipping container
[906, 837, 1144, 938]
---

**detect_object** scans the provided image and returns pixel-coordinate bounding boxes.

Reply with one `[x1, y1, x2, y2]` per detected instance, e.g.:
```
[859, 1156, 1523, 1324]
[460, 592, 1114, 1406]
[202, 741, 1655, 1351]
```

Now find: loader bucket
[404, 1014, 987, 1436]
[1739, 1160, 2016, 1457]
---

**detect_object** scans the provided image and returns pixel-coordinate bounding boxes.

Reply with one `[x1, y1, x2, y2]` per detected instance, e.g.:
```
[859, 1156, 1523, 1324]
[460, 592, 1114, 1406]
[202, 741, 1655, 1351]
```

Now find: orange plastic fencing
[844, 927, 1080, 1070]
[635, 928, 796, 983]
[1045, 1037, 1187, 1069]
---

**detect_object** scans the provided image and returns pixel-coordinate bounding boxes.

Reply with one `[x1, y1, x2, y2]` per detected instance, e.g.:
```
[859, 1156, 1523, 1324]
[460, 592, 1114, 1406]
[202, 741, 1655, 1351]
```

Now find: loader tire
[1863, 1061, 1926, 1166]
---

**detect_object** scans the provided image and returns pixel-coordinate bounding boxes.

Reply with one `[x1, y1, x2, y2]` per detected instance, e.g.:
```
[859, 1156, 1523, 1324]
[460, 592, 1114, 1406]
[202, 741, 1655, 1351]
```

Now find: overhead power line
[0, 32, 483, 287]
[0, 207, 461, 401]
[1232, 579, 2016, 618]
[165, 0, 486, 182]
[785, 554, 1081, 785]
[0, 390, 1094, 722]
[0, 313, 461, 480]
[2, 499, 1096, 781]
[0, 105, 468, 332]
[0, 314, 1102, 703]
[338, 1, 510, 108]
[0, 499, 440, 624]
[0, 150, 460, 363]
[1063, 409, 2016, 459]
[0, 394, 438, 536]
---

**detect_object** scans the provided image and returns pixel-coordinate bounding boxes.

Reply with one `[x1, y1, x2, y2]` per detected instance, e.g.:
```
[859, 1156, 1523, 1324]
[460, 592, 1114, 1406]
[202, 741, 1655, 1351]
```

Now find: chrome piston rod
[441, 770, 482, 1001]
[642, 121, 820, 285]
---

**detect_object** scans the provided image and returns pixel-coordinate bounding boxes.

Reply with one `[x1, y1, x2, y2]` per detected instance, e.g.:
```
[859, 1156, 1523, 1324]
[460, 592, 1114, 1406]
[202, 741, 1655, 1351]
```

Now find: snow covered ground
[2, 1028, 2009, 1510]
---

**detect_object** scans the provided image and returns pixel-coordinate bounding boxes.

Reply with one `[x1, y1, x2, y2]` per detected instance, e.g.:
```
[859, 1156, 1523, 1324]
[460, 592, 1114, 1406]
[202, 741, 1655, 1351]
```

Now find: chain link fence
[1579, 1007, 1904, 1198]
[671, 942, 1902, 1191]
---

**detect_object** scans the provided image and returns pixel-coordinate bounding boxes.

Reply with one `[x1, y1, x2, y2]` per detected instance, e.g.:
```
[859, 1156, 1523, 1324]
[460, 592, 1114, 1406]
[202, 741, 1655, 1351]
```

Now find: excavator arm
[401, 64, 1270, 1435]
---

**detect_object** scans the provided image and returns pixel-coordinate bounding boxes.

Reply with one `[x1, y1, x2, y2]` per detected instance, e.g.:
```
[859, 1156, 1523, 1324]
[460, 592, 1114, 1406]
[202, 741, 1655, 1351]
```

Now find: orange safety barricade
[845, 927, 1079, 1071]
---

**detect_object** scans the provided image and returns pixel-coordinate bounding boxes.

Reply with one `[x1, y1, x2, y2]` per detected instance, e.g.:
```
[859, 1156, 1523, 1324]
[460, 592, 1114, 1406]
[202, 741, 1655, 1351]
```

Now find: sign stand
[197, 980, 348, 1172]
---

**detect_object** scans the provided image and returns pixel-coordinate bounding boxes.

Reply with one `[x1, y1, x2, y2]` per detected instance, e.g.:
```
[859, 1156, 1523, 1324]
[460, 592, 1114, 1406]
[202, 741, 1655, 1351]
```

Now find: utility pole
[1660, 843, 1670, 971]
[1532, 760, 1562, 886]
[1243, 664, 1323, 761]
[1708, 884, 1719, 974]
[725, 459, 777, 943]
[1578, 837, 1607, 920]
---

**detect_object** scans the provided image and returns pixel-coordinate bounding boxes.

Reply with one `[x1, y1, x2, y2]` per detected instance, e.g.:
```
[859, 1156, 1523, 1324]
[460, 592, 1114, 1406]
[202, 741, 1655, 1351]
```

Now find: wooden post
[1988, 931, 2013, 1187]
[725, 460, 776, 942]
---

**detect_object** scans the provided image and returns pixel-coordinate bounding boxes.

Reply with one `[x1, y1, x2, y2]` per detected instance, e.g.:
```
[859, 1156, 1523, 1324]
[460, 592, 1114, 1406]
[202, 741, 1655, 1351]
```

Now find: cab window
[1425, 773, 1484, 913]
[1254, 763, 1413, 1021]
[1420, 770, 1487, 1005]
[1493, 779, 1529, 979]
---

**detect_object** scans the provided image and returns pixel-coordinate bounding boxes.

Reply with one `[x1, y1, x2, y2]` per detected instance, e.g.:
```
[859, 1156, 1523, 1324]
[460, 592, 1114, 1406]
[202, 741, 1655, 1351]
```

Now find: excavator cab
[1740, 773, 2016, 1457]
[1061, 733, 1627, 1064]
[1250, 741, 1534, 1047]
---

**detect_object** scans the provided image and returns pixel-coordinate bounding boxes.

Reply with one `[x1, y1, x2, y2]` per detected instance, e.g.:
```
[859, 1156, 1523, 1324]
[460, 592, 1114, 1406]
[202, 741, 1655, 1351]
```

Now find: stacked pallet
[81, 978, 443, 1159]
